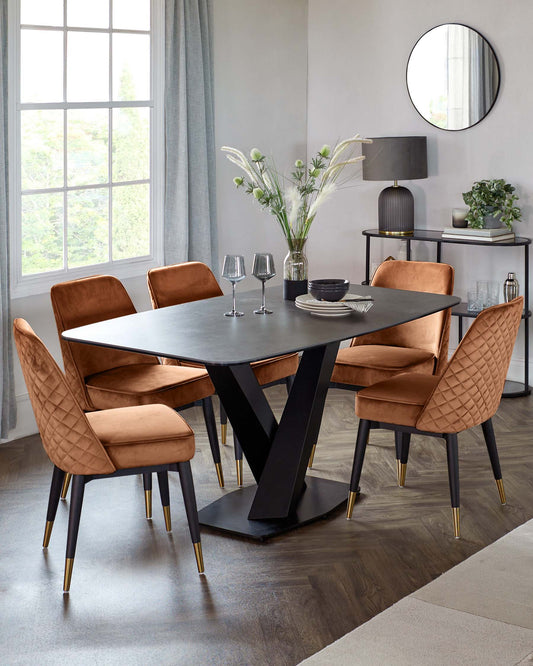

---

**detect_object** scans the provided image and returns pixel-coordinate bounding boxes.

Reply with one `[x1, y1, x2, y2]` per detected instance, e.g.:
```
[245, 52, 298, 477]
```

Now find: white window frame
[8, 0, 164, 298]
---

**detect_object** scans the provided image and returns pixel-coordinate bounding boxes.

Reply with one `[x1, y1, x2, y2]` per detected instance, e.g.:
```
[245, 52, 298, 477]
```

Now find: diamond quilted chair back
[416, 297, 523, 433]
[13, 318, 116, 475]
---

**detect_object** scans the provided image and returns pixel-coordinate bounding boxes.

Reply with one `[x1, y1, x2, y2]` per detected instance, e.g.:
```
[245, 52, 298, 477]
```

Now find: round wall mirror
[406, 24, 500, 131]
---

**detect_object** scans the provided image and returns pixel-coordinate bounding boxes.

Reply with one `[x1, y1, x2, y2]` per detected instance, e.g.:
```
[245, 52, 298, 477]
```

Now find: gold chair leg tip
[346, 491, 357, 519]
[221, 423, 227, 446]
[163, 505, 172, 532]
[308, 445, 316, 469]
[236, 460, 243, 487]
[144, 489, 152, 519]
[194, 542, 204, 574]
[496, 478, 506, 505]
[397, 461, 407, 487]
[63, 558, 74, 592]
[60, 472, 72, 500]
[43, 521, 54, 548]
[215, 462, 224, 488]
[452, 507, 460, 539]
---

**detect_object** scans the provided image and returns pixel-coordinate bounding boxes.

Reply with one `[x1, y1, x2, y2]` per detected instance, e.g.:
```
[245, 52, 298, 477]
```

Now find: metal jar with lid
[503, 272, 519, 302]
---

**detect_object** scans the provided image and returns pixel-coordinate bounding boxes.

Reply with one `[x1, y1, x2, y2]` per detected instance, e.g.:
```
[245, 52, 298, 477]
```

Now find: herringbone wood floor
[1, 386, 532, 665]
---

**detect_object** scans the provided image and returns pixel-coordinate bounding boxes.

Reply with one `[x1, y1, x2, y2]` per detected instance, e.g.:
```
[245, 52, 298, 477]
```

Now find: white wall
[213, 0, 308, 285]
[307, 0, 532, 379]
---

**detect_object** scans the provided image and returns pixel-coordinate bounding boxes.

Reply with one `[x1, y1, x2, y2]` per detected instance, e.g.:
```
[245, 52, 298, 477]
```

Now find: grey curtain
[0, 0, 16, 439]
[164, 0, 218, 271]
[468, 32, 497, 125]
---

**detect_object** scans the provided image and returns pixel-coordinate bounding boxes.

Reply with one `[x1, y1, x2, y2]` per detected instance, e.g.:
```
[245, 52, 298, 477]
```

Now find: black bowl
[309, 279, 350, 302]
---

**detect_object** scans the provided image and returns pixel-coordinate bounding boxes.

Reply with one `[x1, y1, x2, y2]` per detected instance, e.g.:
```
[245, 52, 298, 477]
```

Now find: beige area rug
[300, 519, 533, 665]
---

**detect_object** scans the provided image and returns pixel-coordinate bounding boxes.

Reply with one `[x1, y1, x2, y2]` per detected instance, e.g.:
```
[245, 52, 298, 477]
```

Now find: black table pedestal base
[198, 477, 348, 540]
[503, 379, 531, 398]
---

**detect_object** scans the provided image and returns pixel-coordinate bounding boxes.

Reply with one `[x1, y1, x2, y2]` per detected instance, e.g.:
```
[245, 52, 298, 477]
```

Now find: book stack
[441, 227, 515, 242]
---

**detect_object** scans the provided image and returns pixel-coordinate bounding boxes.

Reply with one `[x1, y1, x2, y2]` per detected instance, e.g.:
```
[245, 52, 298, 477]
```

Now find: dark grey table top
[62, 285, 460, 366]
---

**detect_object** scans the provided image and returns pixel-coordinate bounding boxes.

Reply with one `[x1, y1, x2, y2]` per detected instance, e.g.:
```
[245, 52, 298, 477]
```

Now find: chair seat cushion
[250, 353, 299, 385]
[86, 363, 214, 410]
[356, 373, 440, 427]
[87, 404, 194, 468]
[162, 353, 299, 386]
[331, 345, 436, 387]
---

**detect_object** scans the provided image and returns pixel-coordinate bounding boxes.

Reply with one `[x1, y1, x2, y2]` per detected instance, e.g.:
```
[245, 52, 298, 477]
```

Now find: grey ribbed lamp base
[378, 185, 414, 235]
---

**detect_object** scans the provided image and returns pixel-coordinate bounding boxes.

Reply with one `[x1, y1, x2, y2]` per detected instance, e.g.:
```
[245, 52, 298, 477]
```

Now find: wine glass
[252, 252, 276, 314]
[222, 255, 246, 317]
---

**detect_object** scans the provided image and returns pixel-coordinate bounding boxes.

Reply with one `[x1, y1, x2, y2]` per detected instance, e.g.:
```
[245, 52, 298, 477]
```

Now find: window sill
[11, 255, 161, 300]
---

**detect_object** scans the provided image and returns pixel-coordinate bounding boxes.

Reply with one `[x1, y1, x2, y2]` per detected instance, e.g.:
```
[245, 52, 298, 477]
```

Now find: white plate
[295, 298, 374, 316]
[309, 310, 352, 317]
[295, 293, 372, 309]
[295, 301, 348, 313]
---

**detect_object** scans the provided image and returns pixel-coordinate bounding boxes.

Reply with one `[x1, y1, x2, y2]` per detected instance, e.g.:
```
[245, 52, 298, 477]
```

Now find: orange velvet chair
[14, 318, 204, 592]
[347, 297, 523, 538]
[310, 260, 455, 471]
[147, 261, 299, 485]
[50, 275, 225, 502]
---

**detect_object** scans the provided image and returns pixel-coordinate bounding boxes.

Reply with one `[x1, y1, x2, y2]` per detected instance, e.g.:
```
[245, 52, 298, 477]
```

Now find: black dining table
[62, 284, 460, 540]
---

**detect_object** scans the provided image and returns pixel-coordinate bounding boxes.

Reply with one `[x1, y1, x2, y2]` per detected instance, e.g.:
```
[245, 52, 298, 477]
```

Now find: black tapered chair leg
[43, 465, 66, 548]
[285, 374, 295, 394]
[347, 418, 371, 518]
[64, 474, 86, 592]
[234, 433, 244, 486]
[177, 461, 204, 574]
[481, 418, 506, 504]
[445, 433, 461, 538]
[202, 397, 224, 488]
[394, 431, 411, 487]
[219, 401, 228, 445]
[156, 471, 171, 531]
[143, 472, 153, 519]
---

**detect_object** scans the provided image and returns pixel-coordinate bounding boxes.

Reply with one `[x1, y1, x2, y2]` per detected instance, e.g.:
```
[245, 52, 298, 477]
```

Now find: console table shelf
[362, 229, 531, 398]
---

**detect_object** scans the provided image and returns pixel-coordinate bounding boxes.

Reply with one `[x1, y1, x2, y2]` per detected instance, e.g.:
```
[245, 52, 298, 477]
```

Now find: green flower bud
[250, 148, 263, 162]
[319, 144, 331, 158]
[294, 159, 304, 168]
[233, 176, 244, 186]
[310, 168, 320, 177]
[253, 187, 264, 199]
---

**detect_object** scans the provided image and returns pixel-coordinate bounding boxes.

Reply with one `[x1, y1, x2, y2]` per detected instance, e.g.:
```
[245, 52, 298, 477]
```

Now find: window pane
[67, 32, 109, 102]
[21, 0, 63, 26]
[21, 30, 63, 103]
[113, 0, 150, 31]
[67, 0, 109, 28]
[112, 107, 149, 182]
[68, 189, 109, 267]
[112, 184, 150, 260]
[21, 110, 63, 190]
[113, 34, 150, 101]
[21, 193, 63, 275]
[67, 109, 108, 186]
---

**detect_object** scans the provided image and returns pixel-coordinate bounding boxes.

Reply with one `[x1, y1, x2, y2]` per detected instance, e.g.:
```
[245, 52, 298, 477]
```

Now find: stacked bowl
[308, 279, 350, 302]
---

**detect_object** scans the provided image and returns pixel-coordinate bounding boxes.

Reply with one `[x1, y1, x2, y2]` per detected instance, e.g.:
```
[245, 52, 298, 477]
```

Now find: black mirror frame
[406, 23, 501, 132]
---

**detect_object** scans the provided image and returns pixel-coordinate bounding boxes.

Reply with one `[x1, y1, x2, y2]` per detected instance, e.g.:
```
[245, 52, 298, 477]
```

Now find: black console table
[363, 229, 531, 398]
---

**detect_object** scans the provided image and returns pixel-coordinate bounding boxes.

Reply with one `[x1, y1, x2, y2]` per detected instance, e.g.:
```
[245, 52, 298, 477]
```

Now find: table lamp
[363, 136, 427, 235]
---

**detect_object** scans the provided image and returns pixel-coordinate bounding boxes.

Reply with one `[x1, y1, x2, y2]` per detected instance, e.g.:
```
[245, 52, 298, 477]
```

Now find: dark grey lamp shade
[363, 136, 427, 235]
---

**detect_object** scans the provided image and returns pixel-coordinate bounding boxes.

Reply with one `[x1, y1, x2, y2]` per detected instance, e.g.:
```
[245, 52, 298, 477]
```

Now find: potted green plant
[462, 179, 521, 229]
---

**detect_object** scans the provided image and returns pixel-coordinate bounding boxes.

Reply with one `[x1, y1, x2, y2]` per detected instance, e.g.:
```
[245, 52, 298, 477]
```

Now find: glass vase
[283, 237, 308, 300]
